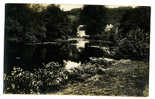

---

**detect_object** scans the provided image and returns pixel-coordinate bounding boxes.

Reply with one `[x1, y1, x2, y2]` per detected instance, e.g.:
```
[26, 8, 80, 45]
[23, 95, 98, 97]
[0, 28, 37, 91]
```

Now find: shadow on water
[4, 38, 107, 74]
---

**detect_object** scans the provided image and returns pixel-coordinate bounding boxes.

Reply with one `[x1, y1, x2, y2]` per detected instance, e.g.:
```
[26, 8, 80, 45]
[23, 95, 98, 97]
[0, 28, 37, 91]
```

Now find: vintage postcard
[3, 3, 150, 96]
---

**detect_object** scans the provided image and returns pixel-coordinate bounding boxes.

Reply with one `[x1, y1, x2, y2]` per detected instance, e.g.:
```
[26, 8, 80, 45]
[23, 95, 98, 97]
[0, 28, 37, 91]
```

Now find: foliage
[5, 4, 77, 43]
[42, 5, 72, 40]
[104, 7, 132, 24]
[80, 5, 107, 35]
[4, 58, 149, 96]
[66, 8, 82, 36]
[110, 6, 150, 59]
[4, 5, 150, 95]
[4, 62, 69, 94]
[4, 67, 42, 94]
[79, 6, 150, 59]
[4, 60, 110, 94]
[114, 28, 150, 59]
[119, 6, 151, 35]
[5, 4, 46, 43]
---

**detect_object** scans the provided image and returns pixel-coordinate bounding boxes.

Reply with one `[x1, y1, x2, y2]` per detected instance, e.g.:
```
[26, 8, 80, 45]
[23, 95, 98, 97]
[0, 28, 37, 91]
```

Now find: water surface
[4, 38, 108, 73]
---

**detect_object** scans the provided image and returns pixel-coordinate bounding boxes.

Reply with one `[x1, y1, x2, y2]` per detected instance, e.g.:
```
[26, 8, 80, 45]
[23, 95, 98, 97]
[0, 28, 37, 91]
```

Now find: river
[4, 37, 112, 73]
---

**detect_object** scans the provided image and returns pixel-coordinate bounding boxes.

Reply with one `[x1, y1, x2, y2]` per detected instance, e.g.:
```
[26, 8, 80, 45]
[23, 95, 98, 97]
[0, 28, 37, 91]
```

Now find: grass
[4, 58, 149, 96]
[55, 59, 149, 96]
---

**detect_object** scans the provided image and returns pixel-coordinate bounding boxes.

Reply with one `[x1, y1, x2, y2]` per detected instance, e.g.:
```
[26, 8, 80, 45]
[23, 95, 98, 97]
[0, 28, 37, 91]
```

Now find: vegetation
[4, 4, 150, 96]
[4, 62, 68, 94]
[5, 4, 77, 43]
[80, 5, 107, 35]
[4, 59, 149, 96]
[66, 8, 82, 36]
[5, 4, 45, 43]
[80, 5, 150, 59]
[115, 6, 150, 59]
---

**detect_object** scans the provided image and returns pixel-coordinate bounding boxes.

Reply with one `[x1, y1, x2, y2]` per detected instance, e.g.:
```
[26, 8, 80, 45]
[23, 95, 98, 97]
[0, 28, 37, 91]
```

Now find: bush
[4, 62, 69, 94]
[4, 67, 42, 94]
[4, 60, 112, 94]
[115, 28, 149, 59]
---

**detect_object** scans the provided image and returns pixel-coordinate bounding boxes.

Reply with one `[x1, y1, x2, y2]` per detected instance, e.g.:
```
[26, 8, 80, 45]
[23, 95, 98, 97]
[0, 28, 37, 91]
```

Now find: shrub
[4, 62, 69, 94]
[115, 28, 149, 59]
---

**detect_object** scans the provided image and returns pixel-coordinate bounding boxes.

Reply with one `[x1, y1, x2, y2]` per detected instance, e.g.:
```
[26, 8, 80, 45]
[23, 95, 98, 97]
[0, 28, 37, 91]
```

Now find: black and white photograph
[3, 3, 150, 96]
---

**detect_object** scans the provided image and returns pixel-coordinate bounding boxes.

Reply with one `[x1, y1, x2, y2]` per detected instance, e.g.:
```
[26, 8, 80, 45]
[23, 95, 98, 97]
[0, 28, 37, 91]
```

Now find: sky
[40, 4, 137, 11]
[59, 4, 83, 11]
[59, 4, 137, 11]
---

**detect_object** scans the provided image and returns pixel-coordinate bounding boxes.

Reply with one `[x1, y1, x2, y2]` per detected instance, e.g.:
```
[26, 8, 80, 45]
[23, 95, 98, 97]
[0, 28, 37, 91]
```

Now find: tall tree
[80, 5, 107, 35]
[120, 6, 151, 35]
[5, 4, 46, 42]
[43, 4, 72, 41]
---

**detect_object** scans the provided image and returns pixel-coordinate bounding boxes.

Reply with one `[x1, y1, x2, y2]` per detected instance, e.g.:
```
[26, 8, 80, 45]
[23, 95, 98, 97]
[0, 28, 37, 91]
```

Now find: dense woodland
[4, 4, 150, 95]
[5, 4, 76, 42]
[5, 4, 150, 59]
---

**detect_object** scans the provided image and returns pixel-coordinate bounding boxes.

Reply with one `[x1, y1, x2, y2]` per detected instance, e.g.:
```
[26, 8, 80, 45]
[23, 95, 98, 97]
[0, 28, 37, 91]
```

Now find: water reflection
[4, 38, 105, 73]
[72, 38, 89, 52]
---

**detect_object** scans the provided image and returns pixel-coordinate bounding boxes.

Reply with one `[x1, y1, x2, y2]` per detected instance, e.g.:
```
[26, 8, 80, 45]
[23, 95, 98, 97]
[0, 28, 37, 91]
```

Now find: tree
[43, 4, 72, 41]
[5, 4, 47, 43]
[80, 5, 107, 35]
[115, 6, 151, 59]
[120, 6, 151, 35]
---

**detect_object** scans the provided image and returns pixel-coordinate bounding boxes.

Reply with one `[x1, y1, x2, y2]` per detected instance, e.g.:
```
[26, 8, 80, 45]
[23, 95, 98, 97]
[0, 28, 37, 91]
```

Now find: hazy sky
[59, 4, 137, 11]
[59, 4, 83, 11]
[41, 4, 137, 11]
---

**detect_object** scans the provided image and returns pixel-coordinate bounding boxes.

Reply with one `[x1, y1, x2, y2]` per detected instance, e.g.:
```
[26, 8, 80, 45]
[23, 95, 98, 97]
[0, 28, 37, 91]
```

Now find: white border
[0, 1, 5, 96]
[0, 0, 154, 99]
[1, 0, 153, 6]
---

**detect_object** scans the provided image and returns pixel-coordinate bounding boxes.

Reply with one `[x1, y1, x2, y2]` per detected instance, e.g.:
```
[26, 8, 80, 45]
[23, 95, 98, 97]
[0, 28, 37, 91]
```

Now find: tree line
[79, 5, 150, 59]
[5, 4, 77, 43]
[5, 4, 150, 59]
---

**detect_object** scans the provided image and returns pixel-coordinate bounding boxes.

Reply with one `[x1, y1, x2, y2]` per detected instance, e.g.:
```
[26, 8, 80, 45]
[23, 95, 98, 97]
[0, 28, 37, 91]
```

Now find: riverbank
[4, 58, 149, 96]
[54, 59, 149, 96]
